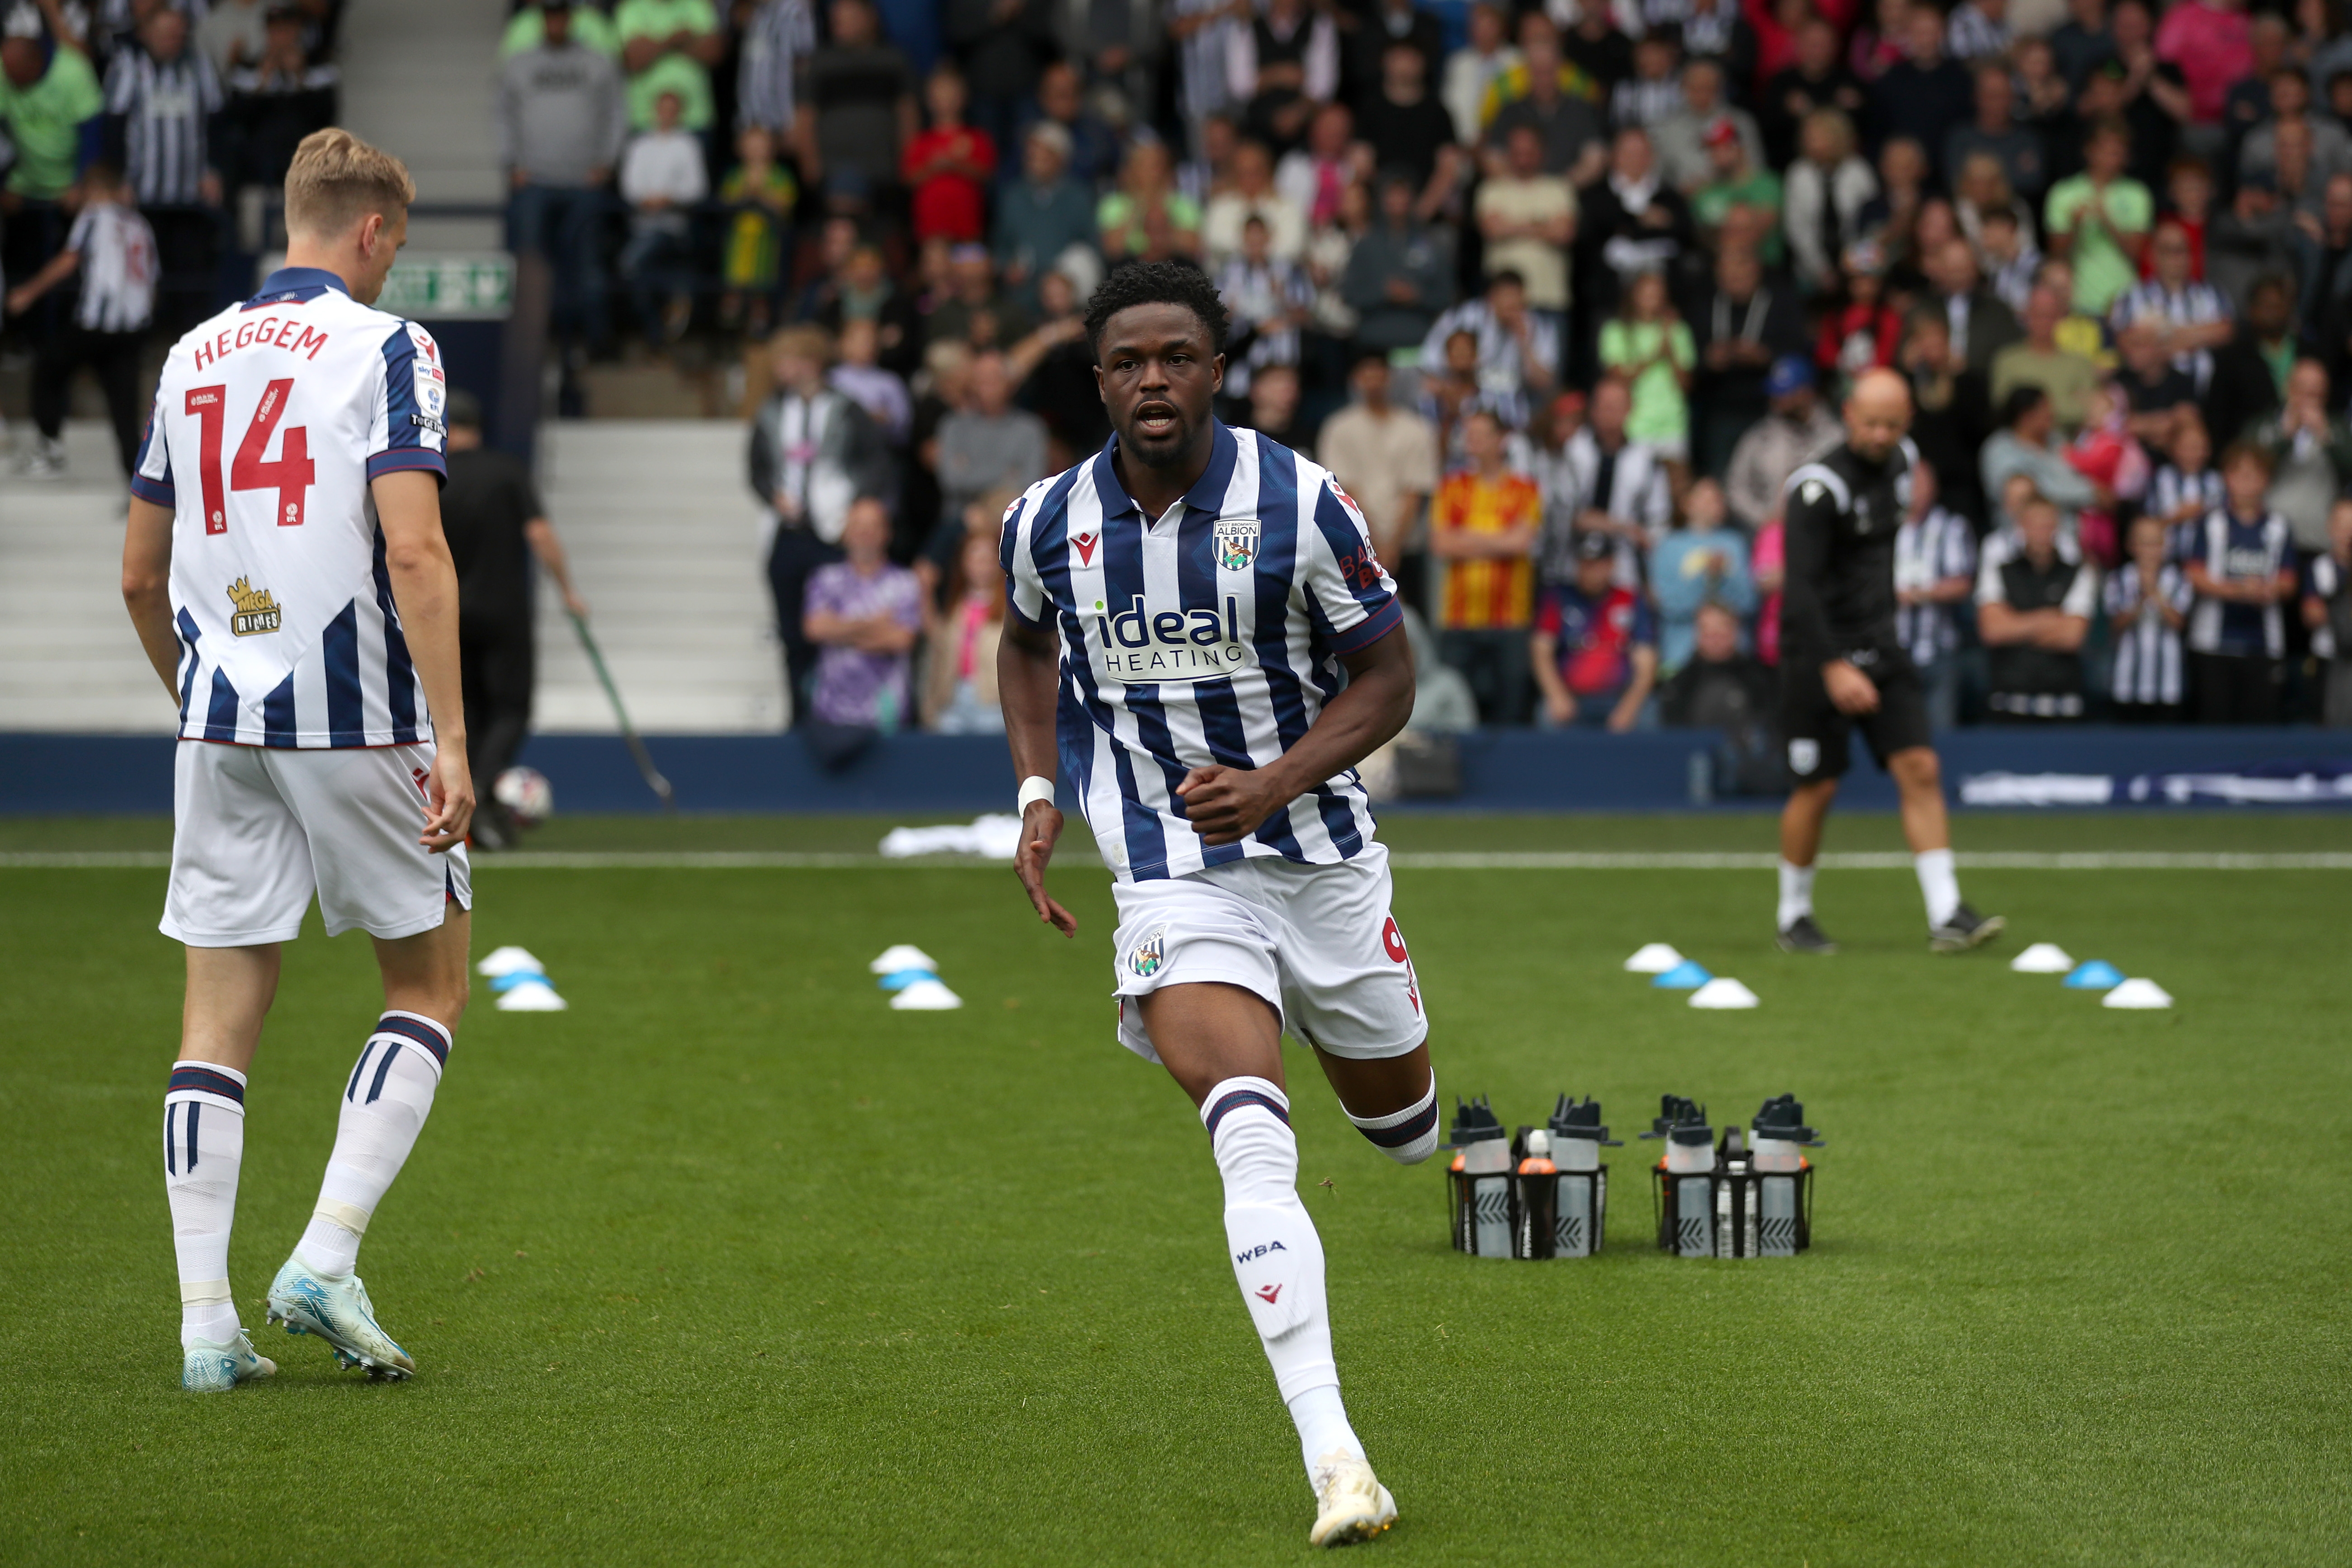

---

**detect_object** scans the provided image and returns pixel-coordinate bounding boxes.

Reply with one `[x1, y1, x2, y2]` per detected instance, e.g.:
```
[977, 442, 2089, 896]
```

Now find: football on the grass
[495, 767, 553, 825]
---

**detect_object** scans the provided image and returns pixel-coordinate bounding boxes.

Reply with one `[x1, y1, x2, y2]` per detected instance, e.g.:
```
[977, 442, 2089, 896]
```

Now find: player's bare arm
[375, 470, 474, 852]
[1176, 626, 1414, 845]
[999, 612, 1075, 937]
[122, 497, 182, 699]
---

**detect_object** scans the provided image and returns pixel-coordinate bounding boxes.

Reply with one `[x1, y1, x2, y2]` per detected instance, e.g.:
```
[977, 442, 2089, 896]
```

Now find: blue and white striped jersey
[1002, 422, 1404, 883]
[133, 267, 450, 749]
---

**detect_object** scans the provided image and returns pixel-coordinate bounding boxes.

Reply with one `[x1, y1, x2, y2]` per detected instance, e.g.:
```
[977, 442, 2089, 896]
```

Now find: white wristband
[1017, 776, 1056, 814]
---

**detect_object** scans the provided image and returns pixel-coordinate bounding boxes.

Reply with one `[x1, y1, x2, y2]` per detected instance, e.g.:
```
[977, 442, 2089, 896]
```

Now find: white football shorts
[162, 740, 473, 946]
[1109, 840, 1427, 1064]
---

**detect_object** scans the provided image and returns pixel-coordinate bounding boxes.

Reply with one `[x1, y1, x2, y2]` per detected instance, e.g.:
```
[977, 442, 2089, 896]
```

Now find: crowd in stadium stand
[11, 0, 2352, 742]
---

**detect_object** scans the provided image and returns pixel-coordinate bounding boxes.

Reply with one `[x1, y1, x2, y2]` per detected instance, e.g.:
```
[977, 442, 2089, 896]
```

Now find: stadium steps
[0, 419, 786, 736]
[528, 421, 787, 734]
[338, 0, 503, 253]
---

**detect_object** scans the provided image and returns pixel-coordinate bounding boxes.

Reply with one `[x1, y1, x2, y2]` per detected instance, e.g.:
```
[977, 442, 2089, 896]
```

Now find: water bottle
[1447, 1096, 1513, 1257]
[1546, 1095, 1622, 1257]
[1750, 1094, 1824, 1257]
[1640, 1096, 1715, 1256]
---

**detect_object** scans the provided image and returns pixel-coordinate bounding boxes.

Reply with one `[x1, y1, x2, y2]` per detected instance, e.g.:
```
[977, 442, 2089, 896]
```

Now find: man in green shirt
[1691, 119, 1783, 266]
[2043, 117, 2150, 317]
[617, 0, 721, 132]
[0, 28, 104, 201]
[502, 0, 622, 57]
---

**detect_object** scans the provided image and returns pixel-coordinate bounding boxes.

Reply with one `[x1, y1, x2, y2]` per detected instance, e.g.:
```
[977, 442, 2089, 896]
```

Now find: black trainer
[1777, 915, 1838, 954]
[1928, 903, 2006, 953]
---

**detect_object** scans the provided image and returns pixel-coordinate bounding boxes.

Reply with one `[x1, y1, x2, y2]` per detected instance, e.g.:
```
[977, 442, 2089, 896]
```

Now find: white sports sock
[1286, 1384, 1364, 1478]
[1915, 848, 1961, 927]
[1201, 1077, 1367, 1483]
[165, 1060, 247, 1347]
[1344, 1074, 1439, 1165]
[297, 1012, 450, 1277]
[1777, 859, 1816, 930]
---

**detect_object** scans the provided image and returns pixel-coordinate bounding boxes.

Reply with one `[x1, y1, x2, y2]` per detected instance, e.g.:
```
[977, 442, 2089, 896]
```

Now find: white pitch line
[5, 850, 2350, 871]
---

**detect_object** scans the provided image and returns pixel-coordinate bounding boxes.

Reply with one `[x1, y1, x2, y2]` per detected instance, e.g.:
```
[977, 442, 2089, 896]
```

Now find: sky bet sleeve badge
[1214, 517, 1260, 571]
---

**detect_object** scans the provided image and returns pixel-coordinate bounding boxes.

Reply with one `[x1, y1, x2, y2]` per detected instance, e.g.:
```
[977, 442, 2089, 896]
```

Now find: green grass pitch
[3, 812, 2349, 1565]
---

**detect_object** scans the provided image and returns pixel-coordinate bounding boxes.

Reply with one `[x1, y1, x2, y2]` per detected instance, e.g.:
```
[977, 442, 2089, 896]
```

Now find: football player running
[1774, 367, 2003, 954]
[998, 263, 1433, 1547]
[121, 130, 471, 1389]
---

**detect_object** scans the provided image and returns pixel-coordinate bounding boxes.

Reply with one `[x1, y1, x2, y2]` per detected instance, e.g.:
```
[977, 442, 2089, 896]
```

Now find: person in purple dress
[803, 496, 924, 731]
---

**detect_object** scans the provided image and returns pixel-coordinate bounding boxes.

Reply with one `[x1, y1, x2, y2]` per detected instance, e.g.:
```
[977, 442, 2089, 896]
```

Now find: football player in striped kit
[997, 263, 1432, 1547]
[120, 130, 471, 1391]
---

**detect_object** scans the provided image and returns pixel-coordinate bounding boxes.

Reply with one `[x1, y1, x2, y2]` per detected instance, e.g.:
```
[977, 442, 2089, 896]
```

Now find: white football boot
[265, 1254, 416, 1380]
[182, 1331, 277, 1392]
[1308, 1450, 1397, 1548]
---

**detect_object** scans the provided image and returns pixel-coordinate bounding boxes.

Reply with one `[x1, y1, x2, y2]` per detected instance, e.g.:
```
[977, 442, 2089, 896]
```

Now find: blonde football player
[121, 130, 472, 1389]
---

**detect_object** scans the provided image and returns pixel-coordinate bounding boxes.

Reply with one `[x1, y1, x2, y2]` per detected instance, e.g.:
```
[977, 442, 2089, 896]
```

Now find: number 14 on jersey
[186, 378, 316, 535]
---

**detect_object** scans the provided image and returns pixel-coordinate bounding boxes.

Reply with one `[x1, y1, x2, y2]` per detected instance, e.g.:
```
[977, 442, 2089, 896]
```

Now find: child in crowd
[920, 514, 1010, 734]
[1977, 206, 2041, 315]
[1532, 531, 1659, 732]
[902, 64, 995, 245]
[718, 125, 797, 339]
[618, 89, 707, 348]
[2106, 514, 2193, 720]
[2183, 442, 2300, 724]
[1598, 270, 1697, 461]
[1214, 214, 1314, 404]
[2303, 499, 2352, 727]
[829, 317, 911, 444]
[2152, 158, 2213, 281]
[2064, 381, 2149, 566]
[4, 160, 156, 479]
[1650, 478, 1757, 678]
[2149, 415, 2225, 561]
[1817, 239, 1900, 393]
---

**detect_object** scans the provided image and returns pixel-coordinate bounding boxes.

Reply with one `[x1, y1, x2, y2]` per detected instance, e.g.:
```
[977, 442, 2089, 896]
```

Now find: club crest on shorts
[1129, 924, 1168, 978]
[226, 577, 281, 636]
[1789, 738, 1819, 776]
[1213, 518, 1260, 571]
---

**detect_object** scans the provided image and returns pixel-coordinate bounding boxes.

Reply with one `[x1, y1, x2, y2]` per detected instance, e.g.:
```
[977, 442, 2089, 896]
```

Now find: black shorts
[1779, 646, 1934, 782]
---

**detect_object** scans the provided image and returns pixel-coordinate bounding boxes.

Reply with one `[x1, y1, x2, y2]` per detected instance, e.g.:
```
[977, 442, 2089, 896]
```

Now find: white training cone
[477, 945, 545, 978]
[890, 977, 963, 1010]
[2101, 978, 2173, 1009]
[1687, 976, 1760, 1009]
[1624, 942, 1685, 974]
[496, 979, 569, 1012]
[2010, 942, 2074, 974]
[870, 944, 939, 975]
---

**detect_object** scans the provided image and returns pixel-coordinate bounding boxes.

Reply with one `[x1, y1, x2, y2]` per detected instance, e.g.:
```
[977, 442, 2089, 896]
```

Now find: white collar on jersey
[1090, 419, 1244, 526]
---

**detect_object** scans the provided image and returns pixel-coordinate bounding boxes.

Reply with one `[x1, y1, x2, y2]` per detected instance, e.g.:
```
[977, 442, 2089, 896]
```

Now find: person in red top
[903, 64, 996, 244]
[1816, 238, 1900, 392]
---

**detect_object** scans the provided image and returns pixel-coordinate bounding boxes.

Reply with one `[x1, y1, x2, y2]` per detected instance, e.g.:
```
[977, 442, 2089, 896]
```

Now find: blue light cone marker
[1652, 959, 1713, 989]
[2064, 959, 2126, 990]
[489, 967, 549, 993]
[877, 968, 938, 992]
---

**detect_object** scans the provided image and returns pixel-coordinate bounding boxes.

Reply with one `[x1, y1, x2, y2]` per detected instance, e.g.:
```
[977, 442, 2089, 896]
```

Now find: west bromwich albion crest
[1213, 517, 1259, 571]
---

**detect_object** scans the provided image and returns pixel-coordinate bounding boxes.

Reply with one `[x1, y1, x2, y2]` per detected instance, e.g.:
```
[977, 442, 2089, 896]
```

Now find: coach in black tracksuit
[438, 391, 589, 849]
[1772, 367, 2004, 956]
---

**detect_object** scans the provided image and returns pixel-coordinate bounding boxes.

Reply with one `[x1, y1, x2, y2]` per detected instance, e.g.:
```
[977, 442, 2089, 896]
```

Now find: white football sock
[1777, 859, 1816, 929]
[165, 1060, 247, 1347]
[1915, 848, 1961, 927]
[1201, 1077, 1367, 1483]
[1344, 1074, 1439, 1165]
[298, 1012, 450, 1277]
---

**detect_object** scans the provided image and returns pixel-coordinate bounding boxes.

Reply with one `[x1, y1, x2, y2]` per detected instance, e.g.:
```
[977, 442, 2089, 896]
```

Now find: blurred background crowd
[8, 0, 2352, 751]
